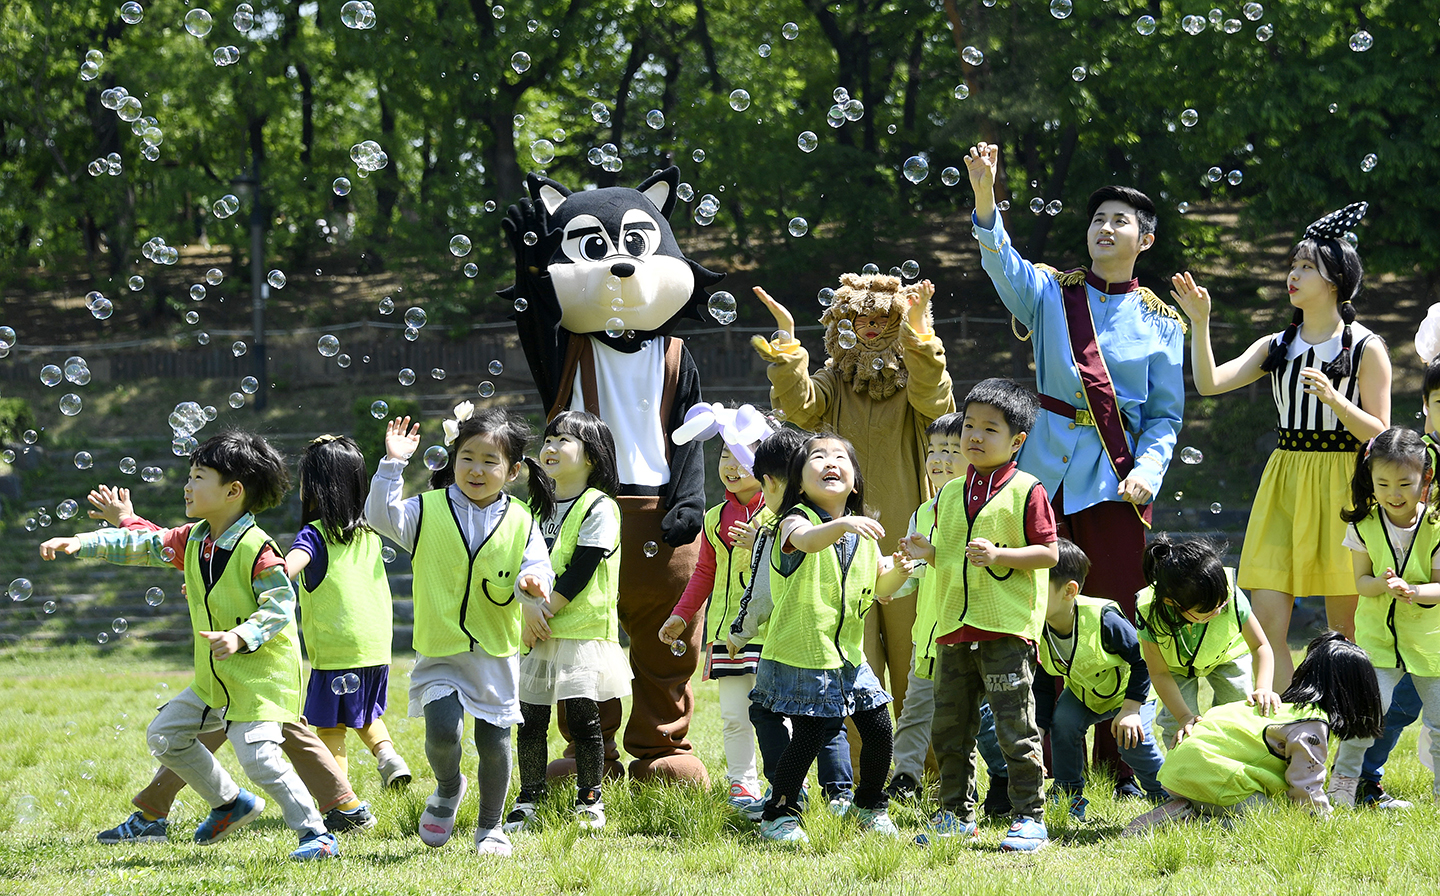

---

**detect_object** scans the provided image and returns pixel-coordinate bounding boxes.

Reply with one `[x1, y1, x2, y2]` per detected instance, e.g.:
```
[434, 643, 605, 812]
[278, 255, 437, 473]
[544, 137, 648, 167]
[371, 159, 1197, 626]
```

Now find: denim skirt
[749, 657, 892, 718]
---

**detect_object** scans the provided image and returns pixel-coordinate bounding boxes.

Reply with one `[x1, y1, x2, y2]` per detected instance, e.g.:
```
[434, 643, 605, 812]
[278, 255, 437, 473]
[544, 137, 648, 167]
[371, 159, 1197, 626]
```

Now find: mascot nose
[610, 262, 636, 278]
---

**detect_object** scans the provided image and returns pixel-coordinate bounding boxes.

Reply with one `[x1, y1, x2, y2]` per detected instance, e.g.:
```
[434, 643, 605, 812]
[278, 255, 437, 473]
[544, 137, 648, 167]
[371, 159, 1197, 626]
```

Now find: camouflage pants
[932, 637, 1045, 821]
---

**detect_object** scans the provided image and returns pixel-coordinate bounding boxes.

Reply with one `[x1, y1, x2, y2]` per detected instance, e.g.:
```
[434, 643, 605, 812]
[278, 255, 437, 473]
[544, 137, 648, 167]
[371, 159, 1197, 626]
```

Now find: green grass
[1, 646, 1438, 895]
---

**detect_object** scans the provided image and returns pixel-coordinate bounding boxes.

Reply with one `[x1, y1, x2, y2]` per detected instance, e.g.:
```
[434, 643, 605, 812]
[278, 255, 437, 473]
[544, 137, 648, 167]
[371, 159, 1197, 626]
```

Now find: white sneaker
[1326, 774, 1359, 808]
[376, 748, 412, 789]
[575, 801, 605, 831]
[474, 826, 513, 857]
[501, 801, 537, 834]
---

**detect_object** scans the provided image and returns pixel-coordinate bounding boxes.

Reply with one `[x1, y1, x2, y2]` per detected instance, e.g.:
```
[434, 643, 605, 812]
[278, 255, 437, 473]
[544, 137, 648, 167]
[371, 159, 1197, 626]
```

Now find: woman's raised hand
[1169, 272, 1212, 321]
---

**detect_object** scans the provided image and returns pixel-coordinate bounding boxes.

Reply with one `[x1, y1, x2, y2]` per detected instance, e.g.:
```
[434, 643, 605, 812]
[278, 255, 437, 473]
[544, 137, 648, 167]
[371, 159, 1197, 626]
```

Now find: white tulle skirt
[518, 637, 633, 705]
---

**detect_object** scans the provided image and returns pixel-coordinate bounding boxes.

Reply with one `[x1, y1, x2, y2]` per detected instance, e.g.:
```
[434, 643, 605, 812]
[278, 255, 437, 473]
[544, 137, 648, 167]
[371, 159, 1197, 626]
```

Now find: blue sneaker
[728, 781, 762, 811]
[928, 809, 977, 839]
[290, 831, 339, 861]
[97, 811, 169, 844]
[1049, 790, 1088, 822]
[758, 816, 809, 844]
[854, 807, 899, 836]
[999, 816, 1049, 852]
[743, 788, 769, 823]
[193, 789, 264, 845]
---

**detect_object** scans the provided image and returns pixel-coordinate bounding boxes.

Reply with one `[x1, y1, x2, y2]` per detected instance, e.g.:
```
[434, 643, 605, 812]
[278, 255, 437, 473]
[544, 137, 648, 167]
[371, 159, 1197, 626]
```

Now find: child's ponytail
[520, 455, 556, 523]
[1141, 534, 1229, 638]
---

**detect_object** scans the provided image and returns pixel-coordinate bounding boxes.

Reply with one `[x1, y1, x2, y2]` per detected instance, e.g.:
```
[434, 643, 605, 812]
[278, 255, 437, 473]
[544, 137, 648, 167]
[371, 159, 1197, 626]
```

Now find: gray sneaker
[377, 751, 412, 789]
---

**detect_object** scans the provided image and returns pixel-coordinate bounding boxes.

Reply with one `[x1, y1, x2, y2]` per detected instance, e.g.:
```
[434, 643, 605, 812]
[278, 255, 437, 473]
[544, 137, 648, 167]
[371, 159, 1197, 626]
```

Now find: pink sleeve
[670, 531, 718, 621]
[121, 515, 162, 532]
[253, 543, 286, 575]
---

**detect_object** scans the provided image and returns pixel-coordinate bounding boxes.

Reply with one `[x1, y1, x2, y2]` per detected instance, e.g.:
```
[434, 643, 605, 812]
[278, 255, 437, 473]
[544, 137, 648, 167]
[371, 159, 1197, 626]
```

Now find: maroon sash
[1059, 271, 1151, 526]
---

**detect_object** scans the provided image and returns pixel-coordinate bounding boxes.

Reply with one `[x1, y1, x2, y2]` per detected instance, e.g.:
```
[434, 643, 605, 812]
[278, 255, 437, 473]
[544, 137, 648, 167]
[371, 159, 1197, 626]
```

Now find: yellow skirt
[1237, 448, 1356, 597]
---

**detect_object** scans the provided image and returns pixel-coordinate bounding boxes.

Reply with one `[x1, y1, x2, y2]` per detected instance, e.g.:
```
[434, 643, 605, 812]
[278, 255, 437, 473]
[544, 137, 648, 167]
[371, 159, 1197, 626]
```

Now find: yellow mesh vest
[298, 527, 393, 669]
[1158, 702, 1325, 806]
[412, 490, 532, 658]
[1353, 510, 1440, 676]
[909, 498, 941, 680]
[928, 471, 1048, 641]
[1037, 596, 1129, 715]
[1136, 568, 1249, 678]
[546, 489, 621, 641]
[699, 500, 755, 644]
[183, 523, 302, 722]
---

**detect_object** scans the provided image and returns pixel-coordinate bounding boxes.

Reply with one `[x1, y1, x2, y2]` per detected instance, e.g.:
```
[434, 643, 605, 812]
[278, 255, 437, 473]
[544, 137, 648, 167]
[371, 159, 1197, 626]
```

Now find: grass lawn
[1, 645, 1438, 896]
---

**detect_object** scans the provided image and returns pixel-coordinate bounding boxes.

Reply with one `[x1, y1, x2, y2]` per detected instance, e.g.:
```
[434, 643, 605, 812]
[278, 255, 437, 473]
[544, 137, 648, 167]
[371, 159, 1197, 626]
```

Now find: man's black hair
[962, 378, 1039, 437]
[1087, 185, 1158, 238]
[190, 430, 291, 514]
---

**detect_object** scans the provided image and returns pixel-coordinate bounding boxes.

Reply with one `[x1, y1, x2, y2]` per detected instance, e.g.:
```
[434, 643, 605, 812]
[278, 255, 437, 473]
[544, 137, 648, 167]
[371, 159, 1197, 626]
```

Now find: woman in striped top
[1169, 202, 1390, 689]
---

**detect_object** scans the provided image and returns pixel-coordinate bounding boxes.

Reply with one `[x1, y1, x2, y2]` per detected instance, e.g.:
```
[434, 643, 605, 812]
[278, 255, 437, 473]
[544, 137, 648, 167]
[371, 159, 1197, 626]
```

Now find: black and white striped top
[1269, 322, 1375, 432]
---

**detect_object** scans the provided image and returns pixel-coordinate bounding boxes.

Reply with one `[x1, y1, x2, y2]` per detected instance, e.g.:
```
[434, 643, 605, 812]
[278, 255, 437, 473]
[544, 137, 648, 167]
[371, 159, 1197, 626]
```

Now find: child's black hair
[298, 435, 369, 544]
[430, 407, 555, 522]
[751, 426, 807, 484]
[1282, 631, 1383, 740]
[779, 432, 867, 520]
[189, 429, 290, 514]
[1052, 537, 1090, 591]
[963, 378, 1038, 438]
[1141, 534, 1230, 638]
[925, 411, 964, 438]
[1087, 185, 1157, 238]
[1423, 358, 1440, 406]
[1340, 426, 1432, 525]
[542, 411, 619, 497]
[1260, 235, 1365, 379]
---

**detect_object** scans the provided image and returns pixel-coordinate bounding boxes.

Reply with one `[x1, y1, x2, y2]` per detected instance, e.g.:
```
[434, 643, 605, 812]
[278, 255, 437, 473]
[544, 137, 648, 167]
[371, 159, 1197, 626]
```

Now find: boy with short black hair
[904, 378, 1058, 851]
[1035, 538, 1167, 821]
[41, 430, 337, 861]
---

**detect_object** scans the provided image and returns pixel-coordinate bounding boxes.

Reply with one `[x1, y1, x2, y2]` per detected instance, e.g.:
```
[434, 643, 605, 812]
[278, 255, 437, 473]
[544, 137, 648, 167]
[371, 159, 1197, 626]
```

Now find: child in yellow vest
[1330, 427, 1440, 805]
[40, 431, 338, 860]
[286, 435, 410, 791]
[660, 403, 773, 811]
[366, 405, 555, 857]
[749, 434, 911, 843]
[1036, 539, 1165, 822]
[508, 411, 630, 833]
[1137, 536, 1280, 749]
[1124, 632, 1383, 835]
[902, 378, 1058, 852]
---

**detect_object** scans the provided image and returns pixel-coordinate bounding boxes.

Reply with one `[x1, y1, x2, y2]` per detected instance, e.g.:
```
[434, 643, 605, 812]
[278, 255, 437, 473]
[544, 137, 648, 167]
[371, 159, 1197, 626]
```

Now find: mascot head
[820, 272, 928, 401]
[527, 166, 724, 339]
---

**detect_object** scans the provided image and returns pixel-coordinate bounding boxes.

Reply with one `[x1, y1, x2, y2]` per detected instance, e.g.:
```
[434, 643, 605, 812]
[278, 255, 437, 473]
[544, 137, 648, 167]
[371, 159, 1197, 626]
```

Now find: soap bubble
[1045, 200, 1063, 216]
[901, 259, 921, 279]
[788, 217, 809, 238]
[1030, 198, 1045, 214]
[184, 8, 213, 37]
[341, 0, 366, 27]
[843, 99, 864, 121]
[1049, 0, 1071, 18]
[423, 446, 449, 471]
[448, 234, 472, 257]
[430, 368, 446, 380]
[236, 376, 258, 395]
[81, 61, 100, 81]
[514, 297, 529, 312]
[333, 177, 352, 196]
[206, 270, 222, 287]
[1361, 153, 1378, 172]
[1206, 166, 1223, 182]
[44, 600, 57, 614]
[0, 327, 14, 348]
[381, 545, 396, 563]
[1210, 502, 1222, 514]
[758, 43, 771, 58]
[782, 21, 799, 39]
[707, 291, 737, 325]
[511, 52, 531, 73]
[604, 318, 626, 338]
[463, 263, 478, 279]
[1226, 170, 1243, 185]
[91, 297, 114, 320]
[940, 167, 962, 187]
[1208, 7, 1224, 25]
[871, 357, 884, 370]
[1181, 14, 1205, 34]
[962, 46, 983, 65]
[190, 284, 207, 302]
[41, 365, 62, 387]
[232, 1, 253, 30]
[1181, 108, 1199, 128]
[728, 89, 751, 111]
[644, 541, 660, 558]
[797, 131, 818, 153]
[112, 617, 128, 633]
[837, 329, 858, 350]
[484, 200, 498, 213]
[902, 156, 929, 184]
[317, 335, 340, 357]
[670, 639, 686, 656]
[228, 392, 245, 409]
[489, 359, 504, 376]
[530, 140, 555, 164]
[646, 109, 665, 130]
[369, 400, 389, 419]
[121, 2, 144, 23]
[74, 451, 93, 470]
[398, 368, 416, 386]
[404, 307, 428, 329]
[861, 263, 880, 276]
[1180, 447, 1204, 465]
[56, 499, 79, 520]
[8, 578, 33, 602]
[185, 311, 200, 325]
[145, 587, 164, 606]
[692, 149, 706, 163]
[817, 287, 835, 308]
[378, 296, 395, 315]
[336, 353, 352, 368]
[266, 270, 286, 289]
[141, 466, 163, 482]
[953, 83, 970, 100]
[1256, 23, 1273, 40]
[478, 381, 496, 398]
[1223, 18, 1242, 33]
[59, 393, 83, 416]
[119, 456, 137, 474]
[148, 734, 169, 756]
[1178, 202, 1191, 214]
[1349, 30, 1372, 52]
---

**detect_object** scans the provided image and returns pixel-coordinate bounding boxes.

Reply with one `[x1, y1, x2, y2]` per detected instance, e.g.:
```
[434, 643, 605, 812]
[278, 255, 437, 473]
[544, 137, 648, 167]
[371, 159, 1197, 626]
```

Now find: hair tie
[1305, 201, 1368, 240]
[308, 434, 342, 445]
[441, 400, 476, 446]
[1364, 436, 1377, 461]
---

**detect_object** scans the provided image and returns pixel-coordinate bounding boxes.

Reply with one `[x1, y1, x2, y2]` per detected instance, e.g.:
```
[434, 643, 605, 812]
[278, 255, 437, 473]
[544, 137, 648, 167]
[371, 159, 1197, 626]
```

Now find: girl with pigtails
[1170, 203, 1391, 688]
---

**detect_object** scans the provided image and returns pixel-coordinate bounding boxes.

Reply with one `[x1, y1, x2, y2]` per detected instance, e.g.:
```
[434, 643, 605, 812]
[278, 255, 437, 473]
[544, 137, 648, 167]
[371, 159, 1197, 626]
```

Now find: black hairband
[1305, 201, 1368, 240]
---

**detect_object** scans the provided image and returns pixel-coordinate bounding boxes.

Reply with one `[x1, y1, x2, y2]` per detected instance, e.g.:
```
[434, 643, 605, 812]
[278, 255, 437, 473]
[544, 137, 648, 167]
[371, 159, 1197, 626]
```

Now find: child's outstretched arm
[1169, 272, 1271, 396]
[1241, 614, 1280, 715]
[86, 484, 135, 527]
[364, 416, 423, 552]
[874, 552, 910, 600]
[784, 514, 885, 554]
[1141, 639, 1201, 745]
[41, 524, 184, 568]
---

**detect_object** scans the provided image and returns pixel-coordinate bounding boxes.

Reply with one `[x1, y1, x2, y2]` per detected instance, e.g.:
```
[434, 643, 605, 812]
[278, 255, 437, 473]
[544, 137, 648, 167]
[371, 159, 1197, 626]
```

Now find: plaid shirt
[78, 512, 294, 653]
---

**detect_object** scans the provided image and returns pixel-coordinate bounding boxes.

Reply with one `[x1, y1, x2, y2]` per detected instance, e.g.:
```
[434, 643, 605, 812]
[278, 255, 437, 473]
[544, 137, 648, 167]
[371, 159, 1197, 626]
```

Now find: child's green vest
[761, 505, 878, 670]
[546, 488, 621, 641]
[699, 499, 755, 645]
[1136, 567, 1249, 679]
[298, 527, 393, 670]
[412, 490, 532, 658]
[1157, 702, 1326, 806]
[183, 523, 302, 722]
[928, 471, 1048, 641]
[909, 497, 941, 680]
[1037, 596, 1130, 715]
[1353, 509, 1440, 677]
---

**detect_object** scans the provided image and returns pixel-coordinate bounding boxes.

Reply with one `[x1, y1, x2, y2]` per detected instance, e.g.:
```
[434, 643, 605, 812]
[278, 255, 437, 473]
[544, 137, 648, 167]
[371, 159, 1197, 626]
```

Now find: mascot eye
[623, 229, 650, 257]
[581, 235, 609, 261]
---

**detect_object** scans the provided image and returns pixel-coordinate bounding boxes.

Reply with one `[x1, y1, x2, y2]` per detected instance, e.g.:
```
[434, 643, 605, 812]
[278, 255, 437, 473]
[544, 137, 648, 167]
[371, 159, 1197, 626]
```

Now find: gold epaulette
[1137, 286, 1188, 334]
[1035, 263, 1087, 287]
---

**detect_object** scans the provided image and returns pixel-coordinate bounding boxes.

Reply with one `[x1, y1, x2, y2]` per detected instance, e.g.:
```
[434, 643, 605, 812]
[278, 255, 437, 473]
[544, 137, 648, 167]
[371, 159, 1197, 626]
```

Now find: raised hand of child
[39, 536, 82, 560]
[963, 142, 998, 192]
[1247, 687, 1281, 717]
[1384, 567, 1416, 603]
[965, 537, 1001, 567]
[752, 287, 797, 340]
[657, 614, 686, 644]
[199, 629, 242, 660]
[901, 532, 935, 564]
[1169, 272, 1211, 322]
[385, 416, 421, 461]
[838, 515, 885, 542]
[87, 484, 133, 526]
[727, 518, 760, 553]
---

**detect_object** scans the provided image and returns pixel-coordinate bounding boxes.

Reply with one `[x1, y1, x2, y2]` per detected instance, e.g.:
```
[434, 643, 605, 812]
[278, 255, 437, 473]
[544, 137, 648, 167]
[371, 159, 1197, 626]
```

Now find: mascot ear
[637, 166, 680, 220]
[526, 172, 572, 215]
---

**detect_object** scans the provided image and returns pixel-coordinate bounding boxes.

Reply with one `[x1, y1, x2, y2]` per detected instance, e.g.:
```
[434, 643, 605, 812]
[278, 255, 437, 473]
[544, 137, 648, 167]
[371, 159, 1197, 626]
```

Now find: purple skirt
[304, 665, 390, 728]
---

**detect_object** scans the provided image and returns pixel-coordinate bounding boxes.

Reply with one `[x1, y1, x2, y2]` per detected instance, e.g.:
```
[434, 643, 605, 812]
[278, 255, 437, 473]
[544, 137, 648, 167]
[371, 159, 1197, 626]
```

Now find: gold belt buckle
[1074, 408, 1094, 427]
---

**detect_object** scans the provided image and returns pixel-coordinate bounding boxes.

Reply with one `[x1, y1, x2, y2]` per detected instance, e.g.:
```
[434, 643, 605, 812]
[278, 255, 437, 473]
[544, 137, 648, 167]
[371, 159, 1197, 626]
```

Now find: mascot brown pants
[549, 496, 708, 785]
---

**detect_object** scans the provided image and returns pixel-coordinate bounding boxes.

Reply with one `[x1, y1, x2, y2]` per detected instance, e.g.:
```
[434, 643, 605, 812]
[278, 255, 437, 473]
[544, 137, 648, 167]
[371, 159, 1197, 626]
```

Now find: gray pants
[1153, 656, 1252, 749]
[1334, 665, 1440, 794]
[147, 686, 323, 835]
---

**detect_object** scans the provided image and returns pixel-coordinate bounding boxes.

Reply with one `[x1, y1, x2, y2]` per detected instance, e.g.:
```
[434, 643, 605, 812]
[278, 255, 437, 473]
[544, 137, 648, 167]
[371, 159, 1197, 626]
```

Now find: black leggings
[762, 706, 892, 820]
[517, 698, 603, 802]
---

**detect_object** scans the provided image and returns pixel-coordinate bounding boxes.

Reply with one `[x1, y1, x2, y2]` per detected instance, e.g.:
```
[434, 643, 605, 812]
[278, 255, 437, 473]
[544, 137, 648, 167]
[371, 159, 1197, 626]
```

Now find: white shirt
[569, 337, 669, 486]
